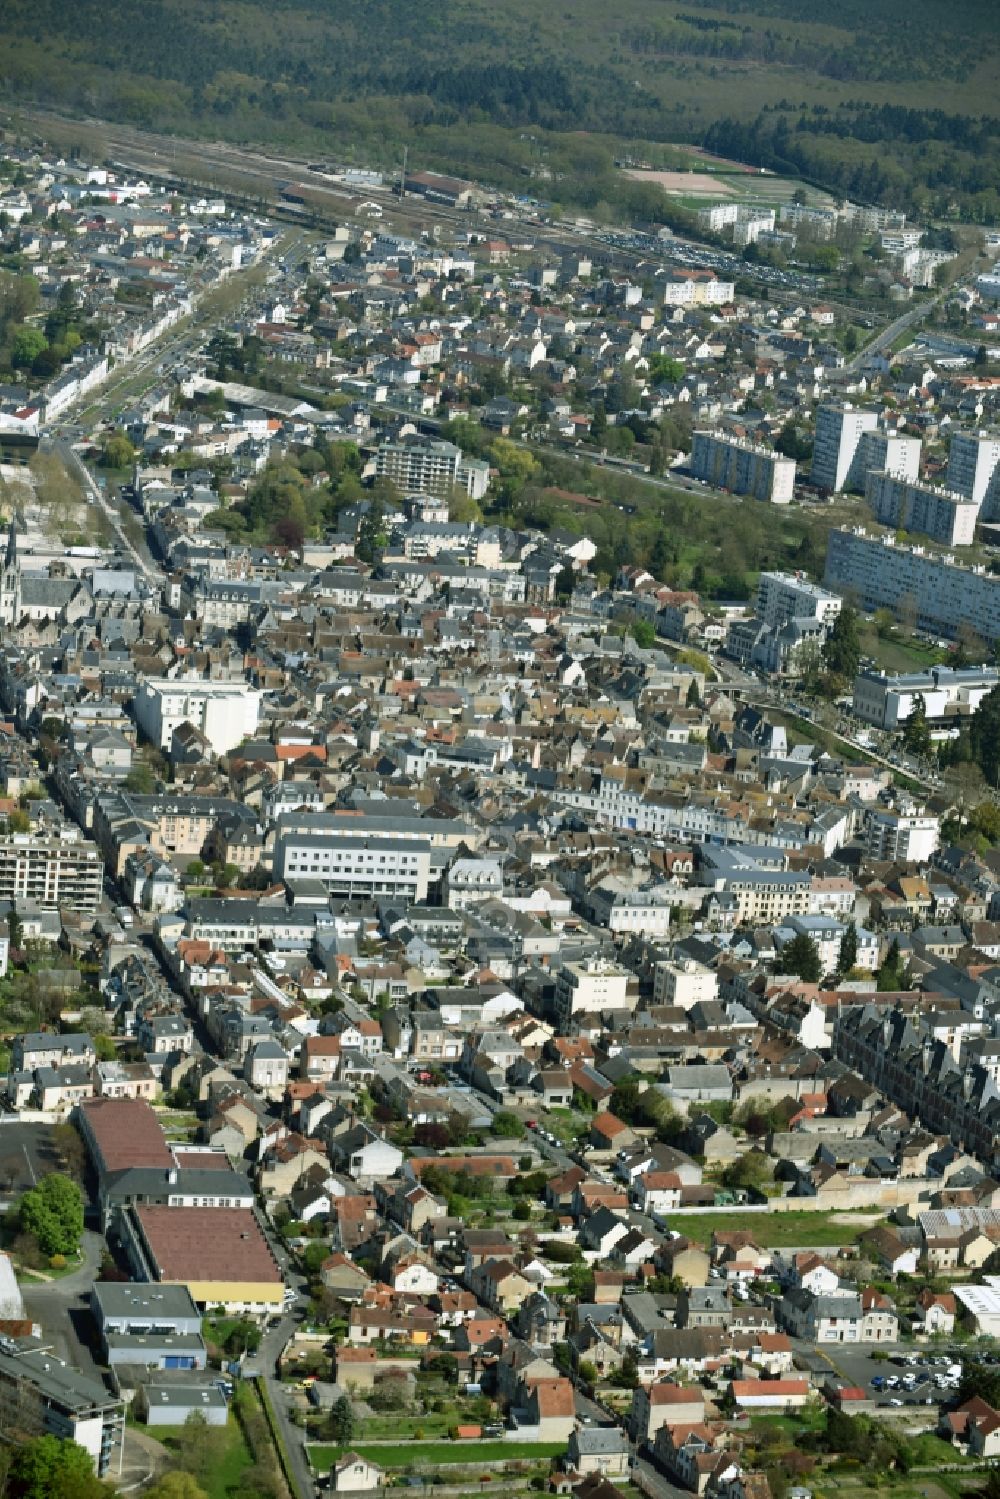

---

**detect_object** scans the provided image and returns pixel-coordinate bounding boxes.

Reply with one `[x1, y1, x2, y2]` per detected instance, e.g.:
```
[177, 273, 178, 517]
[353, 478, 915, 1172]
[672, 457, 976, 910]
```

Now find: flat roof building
[274, 832, 431, 903]
[0, 1338, 125, 1476]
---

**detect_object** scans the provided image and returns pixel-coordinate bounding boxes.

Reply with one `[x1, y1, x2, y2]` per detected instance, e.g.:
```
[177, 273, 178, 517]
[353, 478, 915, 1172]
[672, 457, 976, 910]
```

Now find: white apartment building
[134, 681, 263, 756]
[554, 958, 634, 1024]
[947, 431, 1000, 511]
[660, 270, 735, 307]
[866, 807, 939, 863]
[811, 405, 880, 492]
[400, 522, 502, 567]
[733, 213, 776, 248]
[862, 431, 922, 488]
[881, 229, 923, 253]
[696, 203, 774, 245]
[653, 959, 719, 1009]
[825, 527, 1000, 642]
[0, 834, 102, 911]
[865, 470, 979, 547]
[852, 664, 1000, 730]
[445, 856, 504, 909]
[778, 202, 838, 237]
[698, 203, 740, 232]
[811, 408, 921, 497]
[690, 431, 795, 504]
[273, 833, 431, 902]
[589, 887, 673, 937]
[755, 571, 842, 630]
[373, 438, 489, 499]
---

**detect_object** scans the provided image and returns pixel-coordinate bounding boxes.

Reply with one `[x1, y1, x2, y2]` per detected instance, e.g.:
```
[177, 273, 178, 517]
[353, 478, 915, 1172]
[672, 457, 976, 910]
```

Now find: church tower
[0, 515, 20, 627]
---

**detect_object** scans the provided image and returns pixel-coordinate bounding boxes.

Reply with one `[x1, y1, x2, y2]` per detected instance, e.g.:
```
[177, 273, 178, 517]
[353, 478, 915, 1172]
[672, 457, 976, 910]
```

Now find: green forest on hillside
[1, 0, 999, 219]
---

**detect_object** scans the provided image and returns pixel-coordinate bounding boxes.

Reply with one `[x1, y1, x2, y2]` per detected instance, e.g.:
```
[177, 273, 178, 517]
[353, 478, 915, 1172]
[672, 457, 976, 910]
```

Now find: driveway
[21, 1230, 107, 1382]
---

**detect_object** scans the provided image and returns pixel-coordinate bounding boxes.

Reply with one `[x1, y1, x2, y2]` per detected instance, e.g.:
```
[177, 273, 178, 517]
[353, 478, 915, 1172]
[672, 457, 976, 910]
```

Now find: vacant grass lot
[152, 1418, 254, 1499]
[309, 1441, 567, 1472]
[667, 1209, 876, 1249]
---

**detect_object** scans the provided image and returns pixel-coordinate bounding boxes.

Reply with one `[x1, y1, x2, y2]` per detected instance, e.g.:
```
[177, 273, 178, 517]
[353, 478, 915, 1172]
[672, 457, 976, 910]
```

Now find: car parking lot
[826, 1346, 976, 1410]
[0, 1121, 63, 1199]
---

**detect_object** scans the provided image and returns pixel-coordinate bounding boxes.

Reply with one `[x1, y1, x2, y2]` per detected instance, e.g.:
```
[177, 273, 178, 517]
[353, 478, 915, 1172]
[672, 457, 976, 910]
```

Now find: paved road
[634, 1453, 695, 1499]
[842, 289, 949, 375]
[53, 438, 165, 586]
[251, 1270, 316, 1499]
[21, 1230, 106, 1381]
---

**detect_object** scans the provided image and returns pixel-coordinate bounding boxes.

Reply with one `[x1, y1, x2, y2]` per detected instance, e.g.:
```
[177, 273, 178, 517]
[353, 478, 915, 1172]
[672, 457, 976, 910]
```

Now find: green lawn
[309, 1440, 567, 1472]
[153, 1417, 254, 1499]
[860, 625, 952, 674]
[749, 1406, 827, 1438]
[907, 1433, 972, 1467]
[354, 1413, 462, 1439]
[668, 1209, 877, 1249]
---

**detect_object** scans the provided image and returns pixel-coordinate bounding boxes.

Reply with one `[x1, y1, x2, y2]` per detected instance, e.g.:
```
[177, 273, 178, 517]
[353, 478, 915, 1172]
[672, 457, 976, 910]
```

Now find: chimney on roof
[167, 1168, 178, 1185]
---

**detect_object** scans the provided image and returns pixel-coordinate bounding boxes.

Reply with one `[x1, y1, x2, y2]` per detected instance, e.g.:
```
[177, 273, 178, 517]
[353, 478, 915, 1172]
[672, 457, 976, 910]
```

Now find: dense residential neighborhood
[6, 136, 1000, 1499]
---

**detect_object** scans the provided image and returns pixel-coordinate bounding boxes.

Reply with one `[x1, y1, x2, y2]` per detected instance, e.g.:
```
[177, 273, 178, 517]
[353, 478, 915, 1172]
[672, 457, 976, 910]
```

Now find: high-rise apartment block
[865, 471, 979, 547]
[825, 527, 1000, 642]
[811, 405, 921, 494]
[373, 438, 489, 499]
[0, 834, 102, 911]
[947, 431, 1000, 513]
[690, 431, 795, 504]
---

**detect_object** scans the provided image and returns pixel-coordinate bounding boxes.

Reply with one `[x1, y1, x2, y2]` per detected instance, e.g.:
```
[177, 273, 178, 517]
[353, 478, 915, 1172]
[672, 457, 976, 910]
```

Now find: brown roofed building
[79, 1096, 173, 1179]
[527, 1376, 577, 1440]
[121, 1205, 283, 1313]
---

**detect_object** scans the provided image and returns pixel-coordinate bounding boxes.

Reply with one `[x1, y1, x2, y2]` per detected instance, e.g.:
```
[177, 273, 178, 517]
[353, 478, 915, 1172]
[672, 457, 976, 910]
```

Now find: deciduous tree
[17, 1172, 84, 1258]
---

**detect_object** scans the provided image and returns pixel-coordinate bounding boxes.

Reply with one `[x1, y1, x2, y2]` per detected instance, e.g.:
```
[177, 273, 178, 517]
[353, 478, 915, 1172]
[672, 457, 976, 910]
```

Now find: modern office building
[947, 431, 1000, 512]
[134, 680, 263, 756]
[755, 572, 842, 630]
[0, 1339, 125, 1476]
[373, 438, 489, 499]
[0, 833, 102, 911]
[852, 665, 1000, 730]
[865, 471, 979, 547]
[690, 431, 796, 504]
[825, 527, 1000, 642]
[91, 1282, 208, 1374]
[273, 832, 431, 902]
[811, 406, 920, 494]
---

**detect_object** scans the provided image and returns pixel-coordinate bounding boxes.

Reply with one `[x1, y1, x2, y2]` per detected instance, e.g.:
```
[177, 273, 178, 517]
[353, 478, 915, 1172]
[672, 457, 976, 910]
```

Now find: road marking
[23, 1144, 36, 1186]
